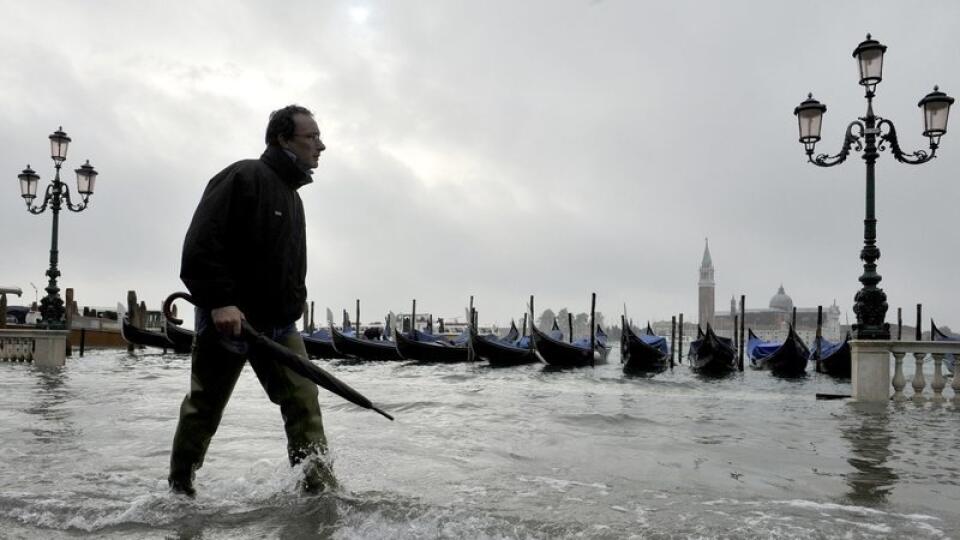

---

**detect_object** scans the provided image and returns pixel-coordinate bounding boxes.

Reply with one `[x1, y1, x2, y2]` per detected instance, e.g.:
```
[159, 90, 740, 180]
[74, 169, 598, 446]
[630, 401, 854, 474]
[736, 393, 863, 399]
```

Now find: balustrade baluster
[930, 353, 946, 403]
[912, 352, 927, 402]
[951, 354, 960, 403]
[891, 352, 908, 401]
[930, 353, 947, 403]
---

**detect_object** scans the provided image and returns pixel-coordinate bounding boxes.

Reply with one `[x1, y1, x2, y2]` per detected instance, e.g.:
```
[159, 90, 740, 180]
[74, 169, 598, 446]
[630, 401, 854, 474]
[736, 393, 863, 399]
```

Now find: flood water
[1, 348, 958, 539]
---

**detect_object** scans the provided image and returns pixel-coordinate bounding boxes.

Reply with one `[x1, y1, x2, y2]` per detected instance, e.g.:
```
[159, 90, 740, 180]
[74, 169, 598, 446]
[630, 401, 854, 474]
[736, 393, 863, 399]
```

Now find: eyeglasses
[293, 133, 323, 143]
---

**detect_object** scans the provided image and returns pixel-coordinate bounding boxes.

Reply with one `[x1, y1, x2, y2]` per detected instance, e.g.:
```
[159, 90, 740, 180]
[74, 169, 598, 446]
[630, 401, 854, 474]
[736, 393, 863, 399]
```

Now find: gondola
[810, 333, 851, 378]
[163, 319, 195, 354]
[528, 294, 606, 368]
[469, 322, 537, 367]
[747, 325, 809, 377]
[395, 328, 470, 363]
[687, 324, 737, 375]
[302, 328, 342, 359]
[621, 321, 669, 374]
[121, 316, 176, 351]
[530, 319, 596, 367]
[330, 321, 403, 361]
[571, 325, 610, 362]
[931, 320, 957, 375]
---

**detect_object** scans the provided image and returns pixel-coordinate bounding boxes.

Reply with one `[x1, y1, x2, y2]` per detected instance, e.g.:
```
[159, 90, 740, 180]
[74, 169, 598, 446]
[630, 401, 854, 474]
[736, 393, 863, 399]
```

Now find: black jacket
[181, 145, 312, 328]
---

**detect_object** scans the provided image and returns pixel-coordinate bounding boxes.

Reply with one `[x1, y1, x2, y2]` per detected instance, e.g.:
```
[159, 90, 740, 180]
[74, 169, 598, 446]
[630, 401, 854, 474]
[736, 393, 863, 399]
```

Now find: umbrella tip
[374, 407, 395, 421]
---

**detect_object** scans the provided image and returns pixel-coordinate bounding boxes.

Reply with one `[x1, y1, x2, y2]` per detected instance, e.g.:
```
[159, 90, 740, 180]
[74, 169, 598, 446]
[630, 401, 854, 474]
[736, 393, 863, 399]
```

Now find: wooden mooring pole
[916, 304, 922, 341]
[590, 292, 596, 368]
[678, 313, 684, 364]
[670, 315, 676, 368]
[897, 307, 902, 340]
[739, 295, 745, 371]
[814, 305, 823, 373]
[468, 295, 475, 362]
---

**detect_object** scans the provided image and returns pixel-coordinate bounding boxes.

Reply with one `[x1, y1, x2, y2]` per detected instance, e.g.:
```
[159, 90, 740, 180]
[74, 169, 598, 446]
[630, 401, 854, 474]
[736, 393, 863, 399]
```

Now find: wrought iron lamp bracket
[26, 184, 54, 215]
[811, 121, 864, 167]
[877, 118, 936, 164]
[61, 183, 89, 212]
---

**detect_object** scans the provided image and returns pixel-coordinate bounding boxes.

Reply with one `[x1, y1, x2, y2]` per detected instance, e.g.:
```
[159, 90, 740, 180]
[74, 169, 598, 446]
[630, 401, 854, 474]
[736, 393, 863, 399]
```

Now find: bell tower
[698, 238, 715, 329]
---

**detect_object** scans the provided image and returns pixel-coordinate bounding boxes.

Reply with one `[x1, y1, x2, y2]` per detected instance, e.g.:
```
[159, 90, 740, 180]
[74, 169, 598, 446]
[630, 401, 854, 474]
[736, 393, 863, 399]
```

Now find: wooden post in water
[739, 295, 746, 371]
[792, 306, 797, 328]
[467, 295, 476, 362]
[411, 299, 416, 336]
[897, 307, 902, 340]
[678, 313, 684, 364]
[733, 314, 740, 361]
[303, 303, 310, 332]
[79, 328, 86, 357]
[356, 299, 361, 337]
[64, 288, 74, 357]
[916, 304, 922, 341]
[590, 292, 596, 368]
[310, 302, 315, 333]
[529, 295, 535, 332]
[568, 312, 574, 343]
[126, 290, 138, 353]
[814, 305, 823, 373]
[670, 315, 676, 367]
[522, 313, 527, 337]
[0, 293, 6, 329]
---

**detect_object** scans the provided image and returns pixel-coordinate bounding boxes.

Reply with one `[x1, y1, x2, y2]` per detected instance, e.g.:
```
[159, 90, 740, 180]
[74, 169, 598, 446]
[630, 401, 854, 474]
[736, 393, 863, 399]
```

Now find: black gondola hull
[530, 322, 601, 368]
[163, 320, 195, 354]
[621, 326, 668, 374]
[302, 333, 342, 359]
[813, 340, 851, 378]
[469, 326, 538, 367]
[331, 326, 403, 361]
[750, 328, 809, 377]
[395, 331, 470, 363]
[688, 327, 737, 375]
[121, 318, 176, 351]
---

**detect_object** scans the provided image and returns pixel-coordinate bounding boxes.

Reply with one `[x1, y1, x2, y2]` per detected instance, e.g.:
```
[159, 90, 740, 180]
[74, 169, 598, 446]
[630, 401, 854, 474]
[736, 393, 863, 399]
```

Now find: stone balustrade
[0, 328, 69, 368]
[851, 340, 959, 403]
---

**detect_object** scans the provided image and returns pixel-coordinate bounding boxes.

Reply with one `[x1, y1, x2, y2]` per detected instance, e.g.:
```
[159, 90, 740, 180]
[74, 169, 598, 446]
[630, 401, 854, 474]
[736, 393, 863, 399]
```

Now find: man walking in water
[168, 105, 334, 497]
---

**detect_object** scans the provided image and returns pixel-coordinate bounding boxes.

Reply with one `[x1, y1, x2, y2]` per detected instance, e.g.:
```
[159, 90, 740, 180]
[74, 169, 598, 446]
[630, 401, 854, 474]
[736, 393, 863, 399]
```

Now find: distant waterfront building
[714, 286, 843, 343]
[698, 239, 715, 329]
[692, 241, 843, 342]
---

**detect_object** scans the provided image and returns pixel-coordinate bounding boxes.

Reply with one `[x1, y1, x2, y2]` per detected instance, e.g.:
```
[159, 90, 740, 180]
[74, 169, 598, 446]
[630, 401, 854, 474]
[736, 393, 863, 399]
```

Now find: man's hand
[211, 305, 245, 337]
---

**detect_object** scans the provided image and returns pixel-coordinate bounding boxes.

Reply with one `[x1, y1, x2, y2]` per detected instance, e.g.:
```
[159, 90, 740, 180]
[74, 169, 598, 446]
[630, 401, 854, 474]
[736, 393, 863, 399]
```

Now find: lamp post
[794, 35, 954, 340]
[17, 127, 99, 329]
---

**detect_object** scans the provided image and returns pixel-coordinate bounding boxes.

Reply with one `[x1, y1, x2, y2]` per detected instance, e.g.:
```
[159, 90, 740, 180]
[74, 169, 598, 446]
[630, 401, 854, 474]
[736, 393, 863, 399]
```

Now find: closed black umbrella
[163, 291, 393, 421]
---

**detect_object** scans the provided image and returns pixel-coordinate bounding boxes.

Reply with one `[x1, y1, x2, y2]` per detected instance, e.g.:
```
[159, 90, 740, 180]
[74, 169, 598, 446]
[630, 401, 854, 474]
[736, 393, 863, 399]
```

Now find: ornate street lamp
[17, 127, 100, 329]
[794, 35, 954, 340]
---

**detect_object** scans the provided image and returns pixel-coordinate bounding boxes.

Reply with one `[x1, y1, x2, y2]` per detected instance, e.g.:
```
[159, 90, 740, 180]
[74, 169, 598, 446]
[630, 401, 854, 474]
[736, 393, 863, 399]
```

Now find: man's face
[281, 113, 325, 169]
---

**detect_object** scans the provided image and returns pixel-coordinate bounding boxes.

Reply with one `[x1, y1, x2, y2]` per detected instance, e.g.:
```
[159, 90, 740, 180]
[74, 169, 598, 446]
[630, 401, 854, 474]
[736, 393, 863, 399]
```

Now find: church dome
[769, 284, 793, 312]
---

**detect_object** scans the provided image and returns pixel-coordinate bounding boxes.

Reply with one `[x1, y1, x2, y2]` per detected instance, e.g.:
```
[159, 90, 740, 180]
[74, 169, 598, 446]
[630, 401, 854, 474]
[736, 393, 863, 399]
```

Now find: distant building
[694, 240, 843, 342]
[698, 239, 715, 329]
[714, 286, 843, 343]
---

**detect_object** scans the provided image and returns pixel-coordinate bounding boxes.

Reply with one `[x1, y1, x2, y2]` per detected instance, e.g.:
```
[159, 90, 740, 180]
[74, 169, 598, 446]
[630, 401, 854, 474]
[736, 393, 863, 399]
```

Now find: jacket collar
[260, 145, 313, 190]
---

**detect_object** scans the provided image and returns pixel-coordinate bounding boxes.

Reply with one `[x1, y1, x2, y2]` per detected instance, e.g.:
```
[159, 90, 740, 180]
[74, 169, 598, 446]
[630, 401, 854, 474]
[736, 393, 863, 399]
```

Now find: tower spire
[698, 238, 715, 327]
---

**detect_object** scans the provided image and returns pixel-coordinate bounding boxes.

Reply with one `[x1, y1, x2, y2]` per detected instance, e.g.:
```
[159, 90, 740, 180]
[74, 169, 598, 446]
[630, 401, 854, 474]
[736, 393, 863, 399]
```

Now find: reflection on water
[22, 368, 79, 445]
[841, 404, 898, 505]
[1, 350, 959, 539]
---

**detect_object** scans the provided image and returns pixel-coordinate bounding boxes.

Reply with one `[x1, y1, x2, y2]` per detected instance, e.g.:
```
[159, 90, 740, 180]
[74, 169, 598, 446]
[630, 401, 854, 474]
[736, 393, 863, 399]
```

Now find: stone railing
[0, 328, 69, 368]
[851, 340, 959, 403]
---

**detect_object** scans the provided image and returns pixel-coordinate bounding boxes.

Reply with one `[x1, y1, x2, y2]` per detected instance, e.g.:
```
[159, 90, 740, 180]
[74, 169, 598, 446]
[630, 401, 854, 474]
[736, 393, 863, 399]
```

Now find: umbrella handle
[162, 291, 191, 325]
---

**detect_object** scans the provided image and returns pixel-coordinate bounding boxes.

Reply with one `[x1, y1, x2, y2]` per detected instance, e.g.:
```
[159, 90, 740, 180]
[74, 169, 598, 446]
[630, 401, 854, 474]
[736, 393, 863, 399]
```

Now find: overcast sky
[1, 0, 958, 331]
